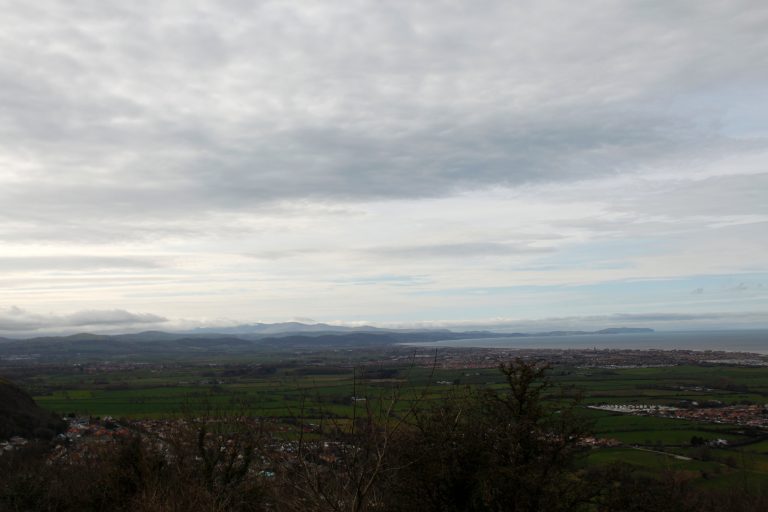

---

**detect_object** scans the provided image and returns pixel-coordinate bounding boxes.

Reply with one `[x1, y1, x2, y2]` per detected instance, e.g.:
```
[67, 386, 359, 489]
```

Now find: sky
[1, 0, 767, 336]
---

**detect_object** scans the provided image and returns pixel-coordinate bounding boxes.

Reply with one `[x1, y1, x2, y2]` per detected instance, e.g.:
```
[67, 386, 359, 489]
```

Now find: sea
[404, 330, 768, 354]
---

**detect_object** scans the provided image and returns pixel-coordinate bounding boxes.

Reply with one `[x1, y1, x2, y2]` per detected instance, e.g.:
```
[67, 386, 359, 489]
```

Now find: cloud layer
[2, 1, 767, 221]
[0, 1, 766, 330]
[0, 306, 167, 335]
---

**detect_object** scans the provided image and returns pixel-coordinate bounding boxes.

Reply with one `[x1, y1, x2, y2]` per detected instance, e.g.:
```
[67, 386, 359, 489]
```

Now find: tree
[384, 358, 594, 512]
[272, 365, 429, 512]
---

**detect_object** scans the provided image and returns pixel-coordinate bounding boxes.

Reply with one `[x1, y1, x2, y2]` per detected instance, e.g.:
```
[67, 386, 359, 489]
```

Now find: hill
[0, 324, 655, 362]
[0, 377, 65, 440]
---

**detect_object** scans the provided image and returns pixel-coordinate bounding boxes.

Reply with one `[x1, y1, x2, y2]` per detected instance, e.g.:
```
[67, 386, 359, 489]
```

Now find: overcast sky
[1, 0, 767, 336]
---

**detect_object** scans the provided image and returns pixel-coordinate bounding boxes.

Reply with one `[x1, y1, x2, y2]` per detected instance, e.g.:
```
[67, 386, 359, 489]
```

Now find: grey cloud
[428, 311, 768, 332]
[551, 173, 768, 242]
[0, 256, 163, 272]
[593, 312, 745, 322]
[243, 249, 325, 261]
[65, 309, 167, 326]
[333, 274, 431, 286]
[614, 172, 768, 220]
[245, 241, 554, 261]
[367, 242, 554, 259]
[0, 306, 168, 334]
[724, 282, 765, 292]
[1, 0, 767, 238]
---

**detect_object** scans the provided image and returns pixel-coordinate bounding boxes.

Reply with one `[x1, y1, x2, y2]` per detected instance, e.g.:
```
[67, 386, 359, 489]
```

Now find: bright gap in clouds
[0, 1, 766, 335]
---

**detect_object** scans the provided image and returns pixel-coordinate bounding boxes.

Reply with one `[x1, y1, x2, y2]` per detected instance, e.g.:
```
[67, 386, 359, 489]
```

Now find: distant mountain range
[182, 323, 653, 337]
[184, 322, 393, 335]
[0, 323, 653, 362]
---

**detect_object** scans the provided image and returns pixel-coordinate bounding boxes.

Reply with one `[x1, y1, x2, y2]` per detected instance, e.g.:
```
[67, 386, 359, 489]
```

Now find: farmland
[4, 346, 768, 489]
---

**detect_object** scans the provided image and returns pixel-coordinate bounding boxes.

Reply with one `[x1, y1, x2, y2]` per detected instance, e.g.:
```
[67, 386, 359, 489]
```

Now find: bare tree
[273, 356, 436, 512]
[383, 358, 594, 512]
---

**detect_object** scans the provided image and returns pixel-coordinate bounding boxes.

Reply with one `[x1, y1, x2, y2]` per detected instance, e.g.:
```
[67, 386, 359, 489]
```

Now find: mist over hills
[183, 322, 401, 336]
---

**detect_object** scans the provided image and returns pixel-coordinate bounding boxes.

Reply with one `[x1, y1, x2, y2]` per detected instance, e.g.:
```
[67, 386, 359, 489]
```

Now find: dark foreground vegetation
[0, 378, 63, 441]
[2, 360, 768, 512]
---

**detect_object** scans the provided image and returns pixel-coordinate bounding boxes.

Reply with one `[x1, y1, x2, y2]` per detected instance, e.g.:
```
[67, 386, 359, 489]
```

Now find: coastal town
[589, 403, 768, 430]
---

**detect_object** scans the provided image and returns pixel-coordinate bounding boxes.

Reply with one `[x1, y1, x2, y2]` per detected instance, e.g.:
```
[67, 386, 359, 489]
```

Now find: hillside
[0, 377, 64, 440]
[0, 324, 654, 362]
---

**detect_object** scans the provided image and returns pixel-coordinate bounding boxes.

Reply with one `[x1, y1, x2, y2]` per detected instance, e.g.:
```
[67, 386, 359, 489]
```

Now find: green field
[5, 359, 768, 489]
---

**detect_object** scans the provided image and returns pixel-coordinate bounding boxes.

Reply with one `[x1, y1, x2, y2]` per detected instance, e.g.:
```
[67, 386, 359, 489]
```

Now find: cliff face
[0, 377, 64, 440]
